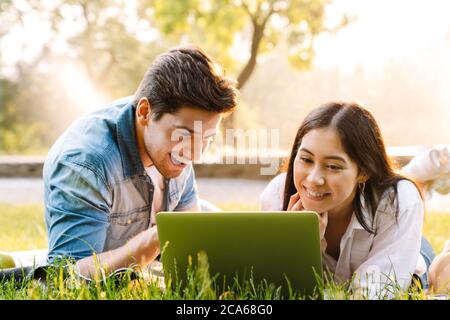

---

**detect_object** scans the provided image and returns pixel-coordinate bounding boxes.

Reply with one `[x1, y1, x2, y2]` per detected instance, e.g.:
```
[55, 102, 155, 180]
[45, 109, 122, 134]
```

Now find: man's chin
[158, 166, 186, 179]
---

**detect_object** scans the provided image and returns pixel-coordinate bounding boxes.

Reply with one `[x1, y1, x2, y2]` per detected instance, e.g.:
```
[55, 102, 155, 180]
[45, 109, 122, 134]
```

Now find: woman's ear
[358, 169, 369, 183]
[358, 171, 369, 183]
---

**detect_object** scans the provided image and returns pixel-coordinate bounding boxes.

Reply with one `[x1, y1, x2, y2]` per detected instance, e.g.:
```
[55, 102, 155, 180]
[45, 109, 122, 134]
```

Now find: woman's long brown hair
[282, 102, 422, 233]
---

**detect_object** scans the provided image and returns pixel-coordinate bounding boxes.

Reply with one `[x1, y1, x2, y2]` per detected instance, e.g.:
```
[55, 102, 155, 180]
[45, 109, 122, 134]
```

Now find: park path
[0, 178, 267, 207]
[0, 178, 449, 212]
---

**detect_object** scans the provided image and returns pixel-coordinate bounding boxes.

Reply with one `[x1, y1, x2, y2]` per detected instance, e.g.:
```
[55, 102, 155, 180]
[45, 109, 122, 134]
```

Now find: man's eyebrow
[299, 147, 347, 162]
[204, 131, 217, 139]
[175, 125, 217, 138]
[174, 125, 195, 134]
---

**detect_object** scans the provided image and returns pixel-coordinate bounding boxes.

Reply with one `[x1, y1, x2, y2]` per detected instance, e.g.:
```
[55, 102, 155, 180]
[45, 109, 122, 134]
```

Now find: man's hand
[76, 224, 161, 279]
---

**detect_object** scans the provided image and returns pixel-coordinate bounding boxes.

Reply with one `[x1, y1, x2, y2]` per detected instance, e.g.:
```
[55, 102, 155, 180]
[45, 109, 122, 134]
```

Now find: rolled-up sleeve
[174, 165, 199, 211]
[45, 159, 111, 262]
[352, 200, 424, 299]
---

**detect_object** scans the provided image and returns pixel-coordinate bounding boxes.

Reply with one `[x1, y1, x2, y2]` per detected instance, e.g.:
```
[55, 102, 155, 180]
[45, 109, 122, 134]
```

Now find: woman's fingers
[287, 193, 300, 211]
[287, 192, 304, 211]
[318, 211, 328, 239]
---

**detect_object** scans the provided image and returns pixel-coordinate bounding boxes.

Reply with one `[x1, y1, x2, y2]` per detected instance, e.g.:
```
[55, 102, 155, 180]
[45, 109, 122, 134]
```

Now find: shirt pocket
[350, 229, 373, 273]
[104, 206, 151, 251]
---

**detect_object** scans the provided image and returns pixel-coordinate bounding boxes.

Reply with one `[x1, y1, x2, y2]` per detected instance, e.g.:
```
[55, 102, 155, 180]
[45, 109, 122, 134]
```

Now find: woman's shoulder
[259, 172, 287, 211]
[377, 179, 423, 217]
[270, 172, 287, 186]
[395, 179, 423, 210]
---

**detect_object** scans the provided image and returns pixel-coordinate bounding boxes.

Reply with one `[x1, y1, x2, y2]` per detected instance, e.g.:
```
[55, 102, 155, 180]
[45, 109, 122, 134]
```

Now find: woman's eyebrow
[299, 147, 347, 163]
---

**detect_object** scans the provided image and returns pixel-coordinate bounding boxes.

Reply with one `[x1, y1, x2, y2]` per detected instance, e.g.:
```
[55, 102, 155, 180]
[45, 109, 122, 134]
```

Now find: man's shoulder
[44, 98, 133, 178]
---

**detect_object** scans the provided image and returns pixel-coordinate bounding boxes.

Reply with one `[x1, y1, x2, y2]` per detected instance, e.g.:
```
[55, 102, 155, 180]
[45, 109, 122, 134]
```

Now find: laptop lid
[156, 211, 323, 297]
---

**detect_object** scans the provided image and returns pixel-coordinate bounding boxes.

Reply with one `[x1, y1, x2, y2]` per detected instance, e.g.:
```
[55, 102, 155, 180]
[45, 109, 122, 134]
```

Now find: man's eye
[173, 129, 192, 139]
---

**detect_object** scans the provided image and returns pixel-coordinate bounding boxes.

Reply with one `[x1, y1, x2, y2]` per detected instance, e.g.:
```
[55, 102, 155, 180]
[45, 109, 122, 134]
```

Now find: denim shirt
[43, 97, 198, 262]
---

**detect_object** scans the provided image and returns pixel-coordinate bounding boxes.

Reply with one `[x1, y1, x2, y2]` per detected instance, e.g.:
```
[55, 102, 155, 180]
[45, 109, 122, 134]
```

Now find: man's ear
[136, 97, 152, 124]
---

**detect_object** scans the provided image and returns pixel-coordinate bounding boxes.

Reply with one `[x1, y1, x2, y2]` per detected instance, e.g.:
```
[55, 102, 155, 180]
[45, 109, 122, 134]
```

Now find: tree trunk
[223, 21, 265, 129]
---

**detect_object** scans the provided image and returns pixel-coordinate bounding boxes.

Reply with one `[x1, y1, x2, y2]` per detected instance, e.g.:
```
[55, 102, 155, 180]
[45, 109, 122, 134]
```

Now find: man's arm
[76, 226, 160, 278]
[45, 158, 159, 278]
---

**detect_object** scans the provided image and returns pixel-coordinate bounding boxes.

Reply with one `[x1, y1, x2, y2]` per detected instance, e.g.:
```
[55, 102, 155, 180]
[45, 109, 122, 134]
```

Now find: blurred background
[0, 0, 449, 253]
[1, 0, 450, 153]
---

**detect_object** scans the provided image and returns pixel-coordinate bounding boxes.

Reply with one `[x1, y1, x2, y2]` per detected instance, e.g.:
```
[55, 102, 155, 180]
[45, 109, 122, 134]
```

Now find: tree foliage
[142, 0, 348, 89]
[0, 0, 347, 152]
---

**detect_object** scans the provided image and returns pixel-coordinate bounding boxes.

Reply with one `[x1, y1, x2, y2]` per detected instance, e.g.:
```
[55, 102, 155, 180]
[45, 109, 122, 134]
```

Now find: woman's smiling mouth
[303, 186, 331, 201]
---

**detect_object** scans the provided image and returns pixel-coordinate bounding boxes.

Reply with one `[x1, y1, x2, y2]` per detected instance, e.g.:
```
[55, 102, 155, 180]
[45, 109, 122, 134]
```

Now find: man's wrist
[135, 226, 160, 265]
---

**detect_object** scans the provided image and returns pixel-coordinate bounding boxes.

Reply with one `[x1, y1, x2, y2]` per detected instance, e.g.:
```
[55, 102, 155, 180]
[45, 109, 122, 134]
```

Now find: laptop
[156, 211, 323, 297]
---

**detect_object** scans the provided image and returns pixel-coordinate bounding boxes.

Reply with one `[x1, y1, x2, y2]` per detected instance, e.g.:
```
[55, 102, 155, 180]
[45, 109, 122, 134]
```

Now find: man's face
[136, 99, 222, 178]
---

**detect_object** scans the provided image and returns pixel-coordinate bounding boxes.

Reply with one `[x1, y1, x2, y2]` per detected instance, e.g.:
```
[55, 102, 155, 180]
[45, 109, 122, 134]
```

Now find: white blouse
[260, 173, 426, 299]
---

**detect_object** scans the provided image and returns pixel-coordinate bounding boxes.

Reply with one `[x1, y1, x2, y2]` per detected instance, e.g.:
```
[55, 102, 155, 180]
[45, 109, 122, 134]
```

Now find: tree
[0, 0, 171, 153]
[0, 0, 351, 153]
[48, 0, 165, 96]
[141, 0, 350, 127]
[0, 0, 164, 153]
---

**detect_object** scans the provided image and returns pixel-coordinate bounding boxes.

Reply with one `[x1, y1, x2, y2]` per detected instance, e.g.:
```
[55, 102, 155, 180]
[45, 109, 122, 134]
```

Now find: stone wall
[0, 155, 413, 179]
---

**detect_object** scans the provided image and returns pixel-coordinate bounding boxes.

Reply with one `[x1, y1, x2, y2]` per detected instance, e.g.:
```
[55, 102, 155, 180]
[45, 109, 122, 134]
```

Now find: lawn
[0, 203, 449, 300]
[0, 203, 448, 253]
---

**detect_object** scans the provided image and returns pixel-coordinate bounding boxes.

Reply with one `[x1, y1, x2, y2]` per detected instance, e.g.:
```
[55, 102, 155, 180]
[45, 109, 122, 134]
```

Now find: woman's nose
[307, 166, 325, 185]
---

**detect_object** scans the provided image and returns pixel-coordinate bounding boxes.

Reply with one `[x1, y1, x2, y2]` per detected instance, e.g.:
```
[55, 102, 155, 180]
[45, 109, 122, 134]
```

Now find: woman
[260, 101, 435, 299]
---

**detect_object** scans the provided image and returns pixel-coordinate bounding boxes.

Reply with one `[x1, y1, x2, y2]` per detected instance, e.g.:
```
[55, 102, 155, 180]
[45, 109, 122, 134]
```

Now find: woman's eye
[327, 164, 342, 171]
[300, 157, 313, 163]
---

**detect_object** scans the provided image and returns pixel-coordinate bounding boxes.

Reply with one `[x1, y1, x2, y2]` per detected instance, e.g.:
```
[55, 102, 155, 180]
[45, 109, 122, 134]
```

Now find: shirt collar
[116, 100, 145, 178]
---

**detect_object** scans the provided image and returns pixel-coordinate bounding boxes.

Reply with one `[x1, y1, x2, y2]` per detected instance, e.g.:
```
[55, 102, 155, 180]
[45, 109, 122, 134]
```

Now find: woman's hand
[287, 192, 304, 211]
[318, 211, 328, 240]
[287, 192, 328, 242]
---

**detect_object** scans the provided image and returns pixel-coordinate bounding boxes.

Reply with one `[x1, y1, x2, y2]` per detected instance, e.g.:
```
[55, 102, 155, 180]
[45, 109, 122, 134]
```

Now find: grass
[0, 203, 47, 251]
[0, 202, 449, 300]
[423, 211, 450, 253]
[0, 252, 435, 300]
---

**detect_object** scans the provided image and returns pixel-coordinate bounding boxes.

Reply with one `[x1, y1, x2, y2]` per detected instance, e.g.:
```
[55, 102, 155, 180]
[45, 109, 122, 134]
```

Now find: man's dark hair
[133, 45, 238, 120]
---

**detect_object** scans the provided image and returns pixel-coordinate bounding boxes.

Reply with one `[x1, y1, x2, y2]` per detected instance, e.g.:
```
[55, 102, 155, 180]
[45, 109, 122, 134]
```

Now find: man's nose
[192, 138, 203, 162]
[181, 137, 203, 162]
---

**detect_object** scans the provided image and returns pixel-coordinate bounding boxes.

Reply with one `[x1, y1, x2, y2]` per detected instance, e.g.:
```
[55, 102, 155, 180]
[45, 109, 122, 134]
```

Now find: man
[43, 45, 238, 278]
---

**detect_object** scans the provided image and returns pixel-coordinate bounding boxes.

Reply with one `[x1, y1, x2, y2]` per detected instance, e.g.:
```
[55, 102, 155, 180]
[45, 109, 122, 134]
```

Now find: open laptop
[156, 211, 323, 297]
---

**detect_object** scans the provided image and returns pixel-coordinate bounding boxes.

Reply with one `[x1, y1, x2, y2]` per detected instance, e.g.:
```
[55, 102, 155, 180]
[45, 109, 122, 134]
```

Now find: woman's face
[293, 127, 362, 217]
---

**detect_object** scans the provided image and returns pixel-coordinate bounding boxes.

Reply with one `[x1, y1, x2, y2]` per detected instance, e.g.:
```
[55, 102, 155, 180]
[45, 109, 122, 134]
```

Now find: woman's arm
[351, 200, 424, 299]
